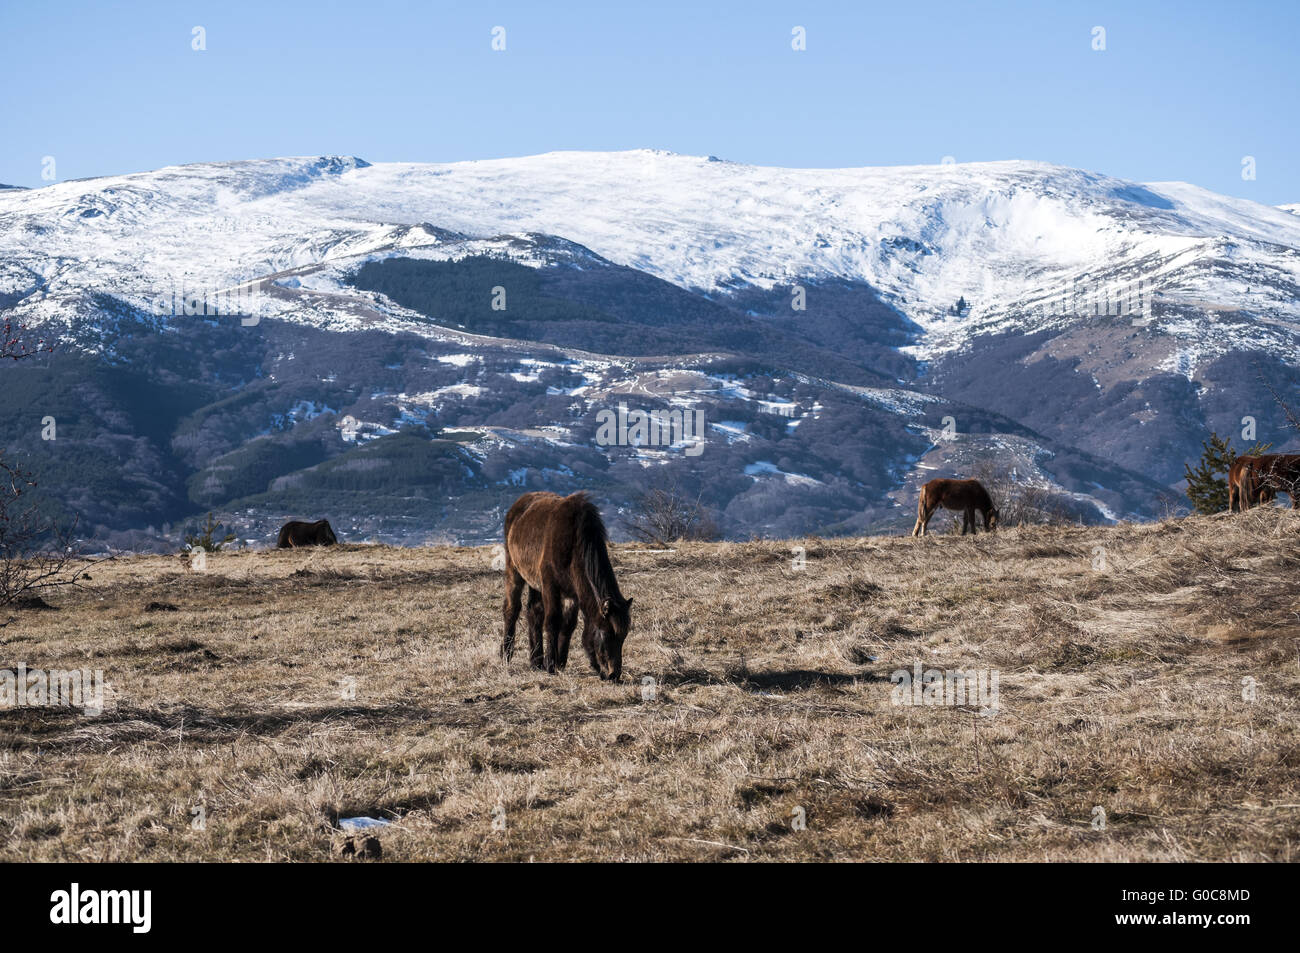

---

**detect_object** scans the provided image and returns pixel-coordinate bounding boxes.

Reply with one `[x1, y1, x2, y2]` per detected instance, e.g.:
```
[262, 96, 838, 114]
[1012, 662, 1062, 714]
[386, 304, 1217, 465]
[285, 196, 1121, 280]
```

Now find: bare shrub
[1, 317, 86, 609]
[969, 460, 1073, 528]
[0, 454, 92, 610]
[622, 476, 720, 546]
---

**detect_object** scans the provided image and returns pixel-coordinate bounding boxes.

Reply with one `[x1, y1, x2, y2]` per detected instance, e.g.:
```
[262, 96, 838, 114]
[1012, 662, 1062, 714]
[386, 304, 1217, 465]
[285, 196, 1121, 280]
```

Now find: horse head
[593, 595, 634, 681]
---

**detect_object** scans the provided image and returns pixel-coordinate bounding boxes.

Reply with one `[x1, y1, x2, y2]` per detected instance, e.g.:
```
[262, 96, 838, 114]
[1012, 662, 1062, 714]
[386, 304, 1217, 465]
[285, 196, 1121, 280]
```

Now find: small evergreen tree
[184, 512, 237, 552]
[1183, 433, 1271, 514]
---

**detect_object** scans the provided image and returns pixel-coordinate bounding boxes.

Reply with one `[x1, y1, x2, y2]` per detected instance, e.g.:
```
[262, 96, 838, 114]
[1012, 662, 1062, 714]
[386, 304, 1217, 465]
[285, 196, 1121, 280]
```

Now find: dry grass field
[3, 510, 1299, 862]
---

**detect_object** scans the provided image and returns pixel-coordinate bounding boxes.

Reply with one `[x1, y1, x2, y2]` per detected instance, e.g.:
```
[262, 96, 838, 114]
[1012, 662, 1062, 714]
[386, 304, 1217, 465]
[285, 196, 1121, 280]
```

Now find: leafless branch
[622, 476, 720, 546]
[0, 454, 96, 612]
[1253, 361, 1300, 434]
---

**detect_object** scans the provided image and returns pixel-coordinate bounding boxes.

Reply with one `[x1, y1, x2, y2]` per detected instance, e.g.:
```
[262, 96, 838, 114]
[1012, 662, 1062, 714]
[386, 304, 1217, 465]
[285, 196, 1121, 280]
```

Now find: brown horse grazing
[502, 492, 633, 679]
[1248, 453, 1300, 508]
[1228, 456, 1276, 512]
[276, 519, 339, 548]
[912, 478, 999, 537]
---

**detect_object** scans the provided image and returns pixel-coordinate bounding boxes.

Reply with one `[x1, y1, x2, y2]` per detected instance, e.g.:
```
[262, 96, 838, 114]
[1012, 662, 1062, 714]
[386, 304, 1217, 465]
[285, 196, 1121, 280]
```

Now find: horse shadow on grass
[0, 701, 485, 752]
[653, 667, 892, 692]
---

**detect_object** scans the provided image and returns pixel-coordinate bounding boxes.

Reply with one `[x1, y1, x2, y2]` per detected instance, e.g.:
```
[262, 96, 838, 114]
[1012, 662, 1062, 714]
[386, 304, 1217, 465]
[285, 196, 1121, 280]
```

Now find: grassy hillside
[2, 511, 1298, 861]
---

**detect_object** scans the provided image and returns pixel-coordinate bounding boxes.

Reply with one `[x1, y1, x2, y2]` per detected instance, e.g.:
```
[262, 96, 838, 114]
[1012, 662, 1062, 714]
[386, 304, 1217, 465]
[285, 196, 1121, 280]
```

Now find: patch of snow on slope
[744, 460, 824, 487]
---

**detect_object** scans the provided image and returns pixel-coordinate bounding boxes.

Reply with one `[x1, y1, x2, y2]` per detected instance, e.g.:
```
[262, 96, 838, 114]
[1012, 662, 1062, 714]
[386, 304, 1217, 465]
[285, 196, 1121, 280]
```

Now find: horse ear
[624, 597, 633, 608]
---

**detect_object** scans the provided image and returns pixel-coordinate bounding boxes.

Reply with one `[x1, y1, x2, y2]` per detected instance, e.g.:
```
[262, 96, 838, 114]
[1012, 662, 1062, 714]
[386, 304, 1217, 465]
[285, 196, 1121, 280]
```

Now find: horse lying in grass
[276, 519, 339, 548]
[912, 478, 999, 537]
[501, 491, 633, 680]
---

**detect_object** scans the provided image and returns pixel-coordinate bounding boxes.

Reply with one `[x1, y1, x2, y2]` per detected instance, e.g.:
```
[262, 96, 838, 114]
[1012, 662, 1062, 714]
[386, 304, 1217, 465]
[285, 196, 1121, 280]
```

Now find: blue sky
[3, 0, 1298, 204]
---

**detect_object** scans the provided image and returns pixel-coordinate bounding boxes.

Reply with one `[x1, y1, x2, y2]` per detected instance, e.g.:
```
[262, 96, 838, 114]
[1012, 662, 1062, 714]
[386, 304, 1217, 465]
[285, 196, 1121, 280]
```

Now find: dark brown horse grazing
[1228, 456, 1276, 512]
[912, 478, 999, 537]
[1247, 453, 1300, 508]
[502, 492, 632, 679]
[277, 519, 339, 548]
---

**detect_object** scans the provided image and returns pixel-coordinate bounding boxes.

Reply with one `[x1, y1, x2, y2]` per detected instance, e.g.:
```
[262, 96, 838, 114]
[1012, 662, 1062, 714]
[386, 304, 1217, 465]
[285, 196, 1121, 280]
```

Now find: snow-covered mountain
[6, 151, 1300, 346]
[1, 151, 1297, 545]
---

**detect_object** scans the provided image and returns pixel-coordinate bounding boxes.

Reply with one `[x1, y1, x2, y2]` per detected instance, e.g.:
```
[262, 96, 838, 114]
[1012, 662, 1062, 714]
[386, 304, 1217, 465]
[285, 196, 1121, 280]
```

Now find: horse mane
[572, 493, 621, 607]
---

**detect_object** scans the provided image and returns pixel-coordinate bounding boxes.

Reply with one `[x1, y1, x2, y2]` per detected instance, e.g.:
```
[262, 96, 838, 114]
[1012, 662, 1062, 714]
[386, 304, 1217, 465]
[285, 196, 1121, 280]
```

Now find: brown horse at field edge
[1228, 456, 1276, 512]
[912, 478, 999, 537]
[277, 519, 339, 547]
[1243, 453, 1300, 509]
[501, 492, 633, 680]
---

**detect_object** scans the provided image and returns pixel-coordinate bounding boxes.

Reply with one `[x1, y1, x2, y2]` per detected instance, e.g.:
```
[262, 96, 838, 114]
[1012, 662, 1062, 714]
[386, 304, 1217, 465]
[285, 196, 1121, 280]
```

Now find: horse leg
[501, 565, 525, 662]
[541, 587, 563, 675]
[555, 599, 578, 670]
[525, 588, 545, 669]
[913, 503, 932, 537]
[581, 610, 599, 673]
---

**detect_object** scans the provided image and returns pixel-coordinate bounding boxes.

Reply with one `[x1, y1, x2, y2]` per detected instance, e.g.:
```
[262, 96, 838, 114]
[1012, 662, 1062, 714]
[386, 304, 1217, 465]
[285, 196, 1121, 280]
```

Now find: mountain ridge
[1, 151, 1296, 547]
[5, 150, 1299, 355]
